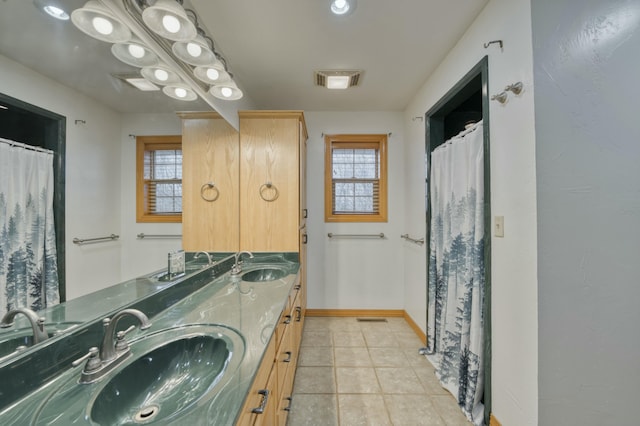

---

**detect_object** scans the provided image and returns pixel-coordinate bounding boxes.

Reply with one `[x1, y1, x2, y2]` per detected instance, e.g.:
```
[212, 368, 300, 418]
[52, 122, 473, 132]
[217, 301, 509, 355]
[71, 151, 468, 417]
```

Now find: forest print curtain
[427, 121, 485, 425]
[0, 139, 59, 318]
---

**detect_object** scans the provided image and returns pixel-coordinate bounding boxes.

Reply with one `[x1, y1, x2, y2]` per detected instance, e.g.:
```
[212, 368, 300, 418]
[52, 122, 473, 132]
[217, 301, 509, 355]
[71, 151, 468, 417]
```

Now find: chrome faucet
[194, 251, 213, 265]
[0, 308, 49, 344]
[73, 308, 151, 383]
[230, 251, 254, 275]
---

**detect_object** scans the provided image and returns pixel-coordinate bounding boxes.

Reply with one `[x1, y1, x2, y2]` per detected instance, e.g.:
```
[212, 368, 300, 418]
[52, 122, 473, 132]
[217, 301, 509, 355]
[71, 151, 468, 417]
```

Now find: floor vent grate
[356, 318, 388, 322]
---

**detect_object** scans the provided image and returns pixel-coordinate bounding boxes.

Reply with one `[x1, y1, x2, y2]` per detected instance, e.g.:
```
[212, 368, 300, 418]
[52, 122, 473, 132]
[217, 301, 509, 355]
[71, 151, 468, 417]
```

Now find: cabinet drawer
[237, 337, 276, 426]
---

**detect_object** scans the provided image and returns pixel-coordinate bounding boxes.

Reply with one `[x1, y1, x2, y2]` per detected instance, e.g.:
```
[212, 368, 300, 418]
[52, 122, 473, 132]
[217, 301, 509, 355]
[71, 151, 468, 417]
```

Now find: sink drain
[134, 405, 160, 423]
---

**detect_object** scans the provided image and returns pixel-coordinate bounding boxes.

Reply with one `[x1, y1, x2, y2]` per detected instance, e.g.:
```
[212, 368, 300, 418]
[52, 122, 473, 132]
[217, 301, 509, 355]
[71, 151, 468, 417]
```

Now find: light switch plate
[495, 216, 504, 238]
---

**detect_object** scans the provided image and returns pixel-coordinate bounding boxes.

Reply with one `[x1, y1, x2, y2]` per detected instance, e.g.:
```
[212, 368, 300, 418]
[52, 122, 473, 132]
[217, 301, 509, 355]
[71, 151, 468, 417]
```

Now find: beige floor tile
[368, 347, 410, 367]
[298, 345, 334, 366]
[334, 347, 373, 367]
[336, 367, 381, 394]
[402, 349, 434, 367]
[293, 367, 336, 394]
[431, 395, 472, 425]
[413, 366, 449, 395]
[394, 331, 426, 348]
[384, 394, 446, 426]
[326, 317, 362, 331]
[333, 331, 366, 347]
[303, 317, 334, 331]
[287, 394, 339, 426]
[301, 330, 332, 347]
[376, 367, 425, 394]
[362, 329, 399, 347]
[338, 394, 392, 426]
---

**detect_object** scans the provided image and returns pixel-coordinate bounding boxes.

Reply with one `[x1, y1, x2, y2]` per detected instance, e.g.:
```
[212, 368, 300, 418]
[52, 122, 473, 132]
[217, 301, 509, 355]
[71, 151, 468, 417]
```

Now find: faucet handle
[114, 325, 137, 352]
[72, 347, 101, 372]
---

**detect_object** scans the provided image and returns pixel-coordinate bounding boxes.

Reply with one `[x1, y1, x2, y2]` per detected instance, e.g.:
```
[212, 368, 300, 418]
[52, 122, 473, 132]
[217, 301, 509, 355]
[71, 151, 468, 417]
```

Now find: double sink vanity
[0, 252, 304, 425]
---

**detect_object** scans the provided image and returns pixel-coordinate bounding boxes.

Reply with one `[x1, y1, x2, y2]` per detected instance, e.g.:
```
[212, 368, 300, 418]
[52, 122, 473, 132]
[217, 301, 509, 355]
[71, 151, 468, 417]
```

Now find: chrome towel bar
[401, 234, 425, 246]
[137, 233, 182, 239]
[73, 234, 119, 245]
[327, 233, 385, 239]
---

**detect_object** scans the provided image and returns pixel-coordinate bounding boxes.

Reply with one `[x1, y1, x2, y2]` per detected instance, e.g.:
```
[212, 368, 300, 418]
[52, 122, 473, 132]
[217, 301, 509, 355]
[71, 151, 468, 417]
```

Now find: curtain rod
[0, 137, 53, 155]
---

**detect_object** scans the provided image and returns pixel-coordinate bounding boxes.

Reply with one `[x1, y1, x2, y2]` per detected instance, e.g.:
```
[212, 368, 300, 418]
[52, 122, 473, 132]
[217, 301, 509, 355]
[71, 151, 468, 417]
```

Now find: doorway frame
[0, 92, 67, 302]
[424, 56, 491, 424]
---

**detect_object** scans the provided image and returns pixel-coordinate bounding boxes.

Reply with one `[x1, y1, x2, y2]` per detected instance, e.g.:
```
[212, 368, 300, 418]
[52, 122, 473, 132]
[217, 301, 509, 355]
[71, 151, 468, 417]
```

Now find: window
[324, 134, 388, 222]
[136, 135, 182, 223]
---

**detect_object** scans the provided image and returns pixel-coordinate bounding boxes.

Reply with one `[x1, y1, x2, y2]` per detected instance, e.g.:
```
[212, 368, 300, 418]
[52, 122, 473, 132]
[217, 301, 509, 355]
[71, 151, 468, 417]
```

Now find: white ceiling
[0, 0, 489, 114]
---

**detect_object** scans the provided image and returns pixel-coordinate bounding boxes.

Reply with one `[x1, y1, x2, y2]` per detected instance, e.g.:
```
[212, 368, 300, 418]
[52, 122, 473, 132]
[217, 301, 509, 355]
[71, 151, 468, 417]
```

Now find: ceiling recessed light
[330, 0, 356, 15]
[34, 0, 70, 21]
[44, 5, 69, 20]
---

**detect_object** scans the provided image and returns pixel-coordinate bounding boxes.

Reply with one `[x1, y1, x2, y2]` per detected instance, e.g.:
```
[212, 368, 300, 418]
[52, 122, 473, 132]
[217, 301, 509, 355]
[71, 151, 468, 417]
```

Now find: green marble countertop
[0, 253, 299, 425]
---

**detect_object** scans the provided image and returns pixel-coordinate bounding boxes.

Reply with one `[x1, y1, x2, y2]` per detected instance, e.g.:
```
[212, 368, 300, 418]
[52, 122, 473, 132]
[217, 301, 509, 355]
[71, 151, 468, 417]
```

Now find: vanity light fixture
[163, 83, 198, 101]
[111, 39, 159, 67]
[70, 0, 243, 103]
[141, 64, 182, 86]
[210, 81, 243, 101]
[141, 0, 197, 41]
[71, 1, 131, 43]
[330, 0, 356, 16]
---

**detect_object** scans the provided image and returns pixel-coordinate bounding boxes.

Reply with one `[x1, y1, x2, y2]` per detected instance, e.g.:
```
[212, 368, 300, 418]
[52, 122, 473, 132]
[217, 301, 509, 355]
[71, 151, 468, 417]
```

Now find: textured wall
[532, 0, 640, 424]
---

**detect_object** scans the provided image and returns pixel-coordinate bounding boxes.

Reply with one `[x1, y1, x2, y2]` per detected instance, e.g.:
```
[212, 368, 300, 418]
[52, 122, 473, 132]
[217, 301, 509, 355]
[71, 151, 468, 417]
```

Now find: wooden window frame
[324, 134, 388, 223]
[136, 135, 182, 223]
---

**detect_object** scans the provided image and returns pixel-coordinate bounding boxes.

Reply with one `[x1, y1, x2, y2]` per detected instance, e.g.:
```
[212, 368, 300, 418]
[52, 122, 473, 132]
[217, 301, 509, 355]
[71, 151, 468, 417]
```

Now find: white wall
[304, 111, 406, 310]
[119, 114, 183, 280]
[0, 54, 123, 300]
[402, 0, 538, 425]
[532, 0, 640, 424]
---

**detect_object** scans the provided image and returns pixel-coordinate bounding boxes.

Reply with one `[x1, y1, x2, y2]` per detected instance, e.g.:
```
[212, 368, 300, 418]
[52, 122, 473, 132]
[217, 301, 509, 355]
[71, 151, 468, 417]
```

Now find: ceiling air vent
[314, 70, 363, 89]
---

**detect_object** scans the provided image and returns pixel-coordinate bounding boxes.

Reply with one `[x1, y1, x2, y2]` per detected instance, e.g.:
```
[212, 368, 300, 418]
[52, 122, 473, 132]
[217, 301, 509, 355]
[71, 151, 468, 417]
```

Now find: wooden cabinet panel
[239, 112, 301, 252]
[180, 113, 240, 251]
[237, 337, 276, 426]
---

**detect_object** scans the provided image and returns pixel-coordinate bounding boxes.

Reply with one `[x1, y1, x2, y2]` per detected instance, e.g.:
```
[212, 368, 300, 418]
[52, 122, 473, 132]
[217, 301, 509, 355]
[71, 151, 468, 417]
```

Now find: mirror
[0, 0, 236, 357]
[0, 252, 223, 367]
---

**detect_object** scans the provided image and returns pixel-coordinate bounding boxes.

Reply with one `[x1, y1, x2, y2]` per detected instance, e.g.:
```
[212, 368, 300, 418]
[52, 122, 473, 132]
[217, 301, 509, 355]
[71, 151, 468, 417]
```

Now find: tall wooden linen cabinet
[179, 111, 307, 426]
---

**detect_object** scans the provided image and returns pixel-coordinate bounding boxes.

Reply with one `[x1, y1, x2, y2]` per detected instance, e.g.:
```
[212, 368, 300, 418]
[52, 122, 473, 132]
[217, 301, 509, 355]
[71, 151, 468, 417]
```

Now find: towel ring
[200, 182, 220, 202]
[259, 182, 279, 202]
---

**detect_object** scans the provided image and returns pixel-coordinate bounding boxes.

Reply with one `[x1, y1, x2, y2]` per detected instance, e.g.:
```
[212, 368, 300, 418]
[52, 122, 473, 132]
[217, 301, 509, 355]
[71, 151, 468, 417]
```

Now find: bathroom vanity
[0, 252, 304, 425]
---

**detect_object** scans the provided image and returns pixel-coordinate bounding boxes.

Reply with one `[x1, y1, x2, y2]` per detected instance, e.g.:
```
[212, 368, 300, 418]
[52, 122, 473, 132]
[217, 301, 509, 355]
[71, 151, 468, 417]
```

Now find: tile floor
[287, 317, 472, 426]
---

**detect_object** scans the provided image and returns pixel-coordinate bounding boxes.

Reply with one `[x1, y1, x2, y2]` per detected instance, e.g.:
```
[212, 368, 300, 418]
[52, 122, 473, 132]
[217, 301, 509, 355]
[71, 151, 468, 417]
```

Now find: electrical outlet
[495, 216, 504, 238]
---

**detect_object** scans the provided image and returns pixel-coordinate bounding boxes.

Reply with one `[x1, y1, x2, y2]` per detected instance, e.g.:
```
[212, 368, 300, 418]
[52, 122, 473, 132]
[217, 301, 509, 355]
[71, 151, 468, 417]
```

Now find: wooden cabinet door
[239, 112, 301, 251]
[180, 113, 240, 252]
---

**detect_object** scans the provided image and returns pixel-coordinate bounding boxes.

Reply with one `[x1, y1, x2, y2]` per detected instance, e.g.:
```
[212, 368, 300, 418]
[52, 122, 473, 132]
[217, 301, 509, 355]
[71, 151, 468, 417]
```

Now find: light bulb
[221, 87, 233, 98]
[186, 42, 202, 57]
[92, 16, 113, 35]
[154, 69, 169, 81]
[128, 44, 145, 59]
[174, 87, 187, 98]
[206, 68, 220, 81]
[162, 14, 181, 34]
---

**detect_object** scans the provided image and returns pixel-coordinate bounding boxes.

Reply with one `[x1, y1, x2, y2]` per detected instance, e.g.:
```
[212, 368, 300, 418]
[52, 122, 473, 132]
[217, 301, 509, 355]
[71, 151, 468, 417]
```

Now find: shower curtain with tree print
[427, 121, 485, 425]
[0, 139, 59, 318]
